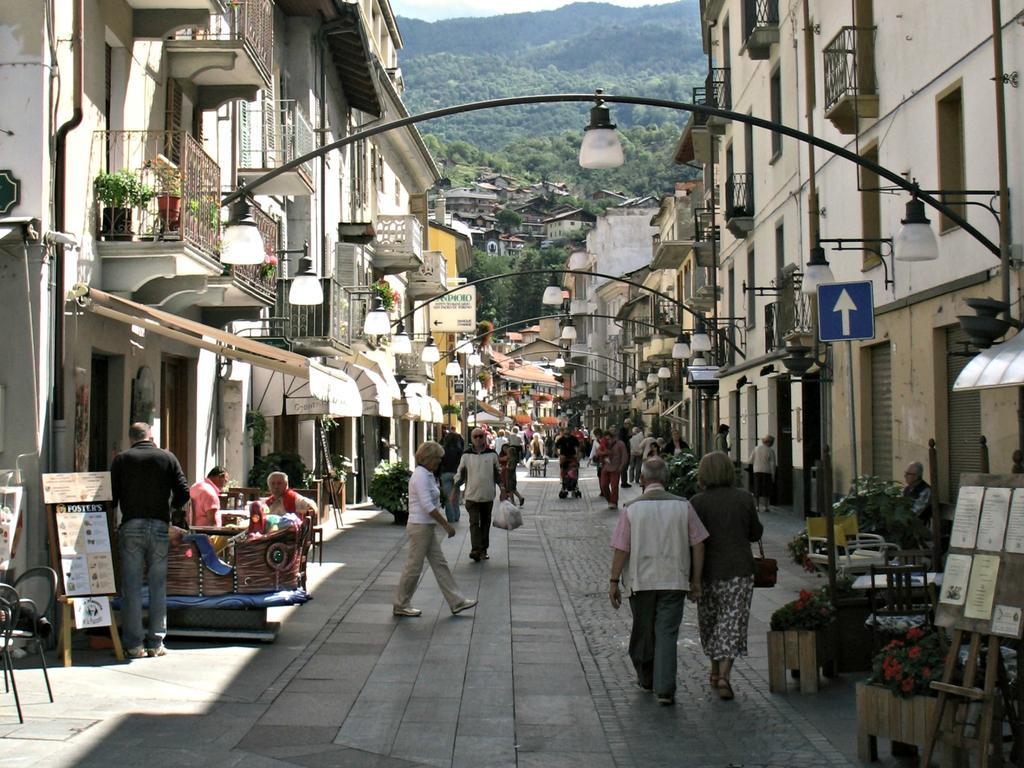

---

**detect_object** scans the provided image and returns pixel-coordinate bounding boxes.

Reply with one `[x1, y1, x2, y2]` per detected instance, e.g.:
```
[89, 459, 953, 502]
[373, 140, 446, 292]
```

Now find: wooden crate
[856, 683, 939, 761]
[767, 628, 834, 694]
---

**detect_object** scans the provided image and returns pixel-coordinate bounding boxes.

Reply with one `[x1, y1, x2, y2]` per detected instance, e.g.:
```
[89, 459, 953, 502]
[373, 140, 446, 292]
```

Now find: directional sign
[817, 281, 875, 342]
[430, 285, 477, 332]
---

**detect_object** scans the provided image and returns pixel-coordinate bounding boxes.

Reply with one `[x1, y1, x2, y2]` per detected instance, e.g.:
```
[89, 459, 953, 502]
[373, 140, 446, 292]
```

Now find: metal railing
[823, 26, 876, 114]
[725, 172, 754, 219]
[239, 99, 314, 180]
[275, 276, 350, 344]
[691, 86, 709, 127]
[654, 298, 678, 327]
[171, 0, 273, 80]
[231, 201, 279, 301]
[742, 0, 779, 42]
[706, 68, 731, 111]
[763, 278, 814, 352]
[95, 130, 221, 258]
[694, 207, 720, 244]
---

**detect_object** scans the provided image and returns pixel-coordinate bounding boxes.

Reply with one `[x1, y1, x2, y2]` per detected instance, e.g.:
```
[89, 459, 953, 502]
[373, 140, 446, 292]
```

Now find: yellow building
[427, 213, 474, 432]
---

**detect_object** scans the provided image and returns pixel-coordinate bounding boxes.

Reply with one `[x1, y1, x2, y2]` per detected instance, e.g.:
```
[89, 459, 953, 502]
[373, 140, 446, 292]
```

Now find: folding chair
[806, 516, 898, 575]
[865, 564, 936, 652]
[0, 586, 23, 722]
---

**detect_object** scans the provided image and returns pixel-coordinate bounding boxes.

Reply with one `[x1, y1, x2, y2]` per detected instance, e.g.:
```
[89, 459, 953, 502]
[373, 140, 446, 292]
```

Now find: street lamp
[220, 197, 265, 265]
[561, 320, 577, 341]
[288, 245, 324, 306]
[468, 350, 483, 367]
[542, 275, 564, 306]
[362, 295, 391, 335]
[579, 93, 625, 169]
[893, 197, 939, 262]
[672, 332, 691, 360]
[444, 358, 462, 377]
[690, 318, 712, 353]
[421, 336, 440, 363]
[657, 366, 671, 379]
[800, 245, 836, 295]
[391, 320, 412, 355]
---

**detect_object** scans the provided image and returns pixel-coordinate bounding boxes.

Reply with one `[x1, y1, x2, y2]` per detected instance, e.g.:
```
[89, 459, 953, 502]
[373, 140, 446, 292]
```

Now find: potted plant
[832, 475, 929, 549]
[664, 451, 699, 498]
[94, 170, 154, 240]
[856, 627, 945, 760]
[144, 155, 182, 232]
[368, 460, 412, 524]
[258, 253, 278, 281]
[767, 588, 837, 693]
[370, 279, 399, 313]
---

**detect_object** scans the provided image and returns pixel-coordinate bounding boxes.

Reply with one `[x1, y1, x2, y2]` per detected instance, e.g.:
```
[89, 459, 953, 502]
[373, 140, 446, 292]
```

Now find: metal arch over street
[220, 92, 999, 258]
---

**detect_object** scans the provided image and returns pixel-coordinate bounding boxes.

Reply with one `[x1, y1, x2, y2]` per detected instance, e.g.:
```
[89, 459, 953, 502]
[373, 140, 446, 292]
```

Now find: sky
[390, 0, 680, 22]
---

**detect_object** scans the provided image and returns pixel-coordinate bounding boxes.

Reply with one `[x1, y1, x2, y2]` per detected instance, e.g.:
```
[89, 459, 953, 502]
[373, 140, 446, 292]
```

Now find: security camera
[44, 231, 79, 248]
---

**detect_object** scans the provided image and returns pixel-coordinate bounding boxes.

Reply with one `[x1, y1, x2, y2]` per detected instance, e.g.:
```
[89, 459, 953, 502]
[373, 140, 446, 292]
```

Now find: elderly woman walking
[688, 451, 763, 700]
[393, 441, 478, 617]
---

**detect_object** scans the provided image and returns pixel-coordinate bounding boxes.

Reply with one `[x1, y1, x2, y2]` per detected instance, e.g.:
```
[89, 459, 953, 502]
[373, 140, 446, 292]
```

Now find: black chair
[0, 586, 23, 722]
[10, 567, 56, 703]
[865, 564, 936, 652]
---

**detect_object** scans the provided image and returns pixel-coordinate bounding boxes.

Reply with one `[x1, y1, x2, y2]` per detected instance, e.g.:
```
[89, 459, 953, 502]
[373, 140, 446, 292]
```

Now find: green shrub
[770, 588, 836, 631]
[94, 170, 154, 208]
[369, 461, 412, 518]
[248, 452, 311, 490]
[664, 450, 699, 498]
[833, 475, 929, 549]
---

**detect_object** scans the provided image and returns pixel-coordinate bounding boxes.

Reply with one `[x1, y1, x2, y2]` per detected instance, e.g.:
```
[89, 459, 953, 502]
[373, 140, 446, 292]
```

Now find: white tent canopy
[953, 330, 1024, 391]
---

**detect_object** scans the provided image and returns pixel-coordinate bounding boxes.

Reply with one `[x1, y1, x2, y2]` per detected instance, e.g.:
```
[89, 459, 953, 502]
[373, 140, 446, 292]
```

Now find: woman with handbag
[688, 451, 763, 700]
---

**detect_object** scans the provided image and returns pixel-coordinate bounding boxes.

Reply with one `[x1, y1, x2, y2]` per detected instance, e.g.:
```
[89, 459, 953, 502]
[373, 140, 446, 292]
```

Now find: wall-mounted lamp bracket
[818, 237, 896, 293]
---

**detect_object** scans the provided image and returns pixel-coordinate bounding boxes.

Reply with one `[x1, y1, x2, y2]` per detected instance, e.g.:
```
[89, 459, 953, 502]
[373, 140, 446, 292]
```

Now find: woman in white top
[393, 441, 479, 617]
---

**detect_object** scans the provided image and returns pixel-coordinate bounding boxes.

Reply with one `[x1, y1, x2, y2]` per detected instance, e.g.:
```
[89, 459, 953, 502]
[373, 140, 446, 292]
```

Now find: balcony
[740, 0, 780, 60]
[165, 0, 274, 109]
[238, 99, 315, 196]
[725, 172, 755, 238]
[705, 68, 731, 133]
[651, 233, 694, 271]
[823, 26, 878, 134]
[262, 277, 363, 357]
[693, 207, 720, 267]
[200, 200, 279, 310]
[373, 215, 424, 275]
[407, 250, 448, 299]
[94, 130, 222, 303]
[394, 340, 435, 384]
[654, 298, 680, 332]
[124, 0, 212, 39]
[764, 276, 813, 353]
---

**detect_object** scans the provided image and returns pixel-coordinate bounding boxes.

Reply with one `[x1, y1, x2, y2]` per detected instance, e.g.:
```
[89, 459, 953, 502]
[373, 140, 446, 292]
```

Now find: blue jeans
[440, 472, 460, 522]
[119, 518, 169, 651]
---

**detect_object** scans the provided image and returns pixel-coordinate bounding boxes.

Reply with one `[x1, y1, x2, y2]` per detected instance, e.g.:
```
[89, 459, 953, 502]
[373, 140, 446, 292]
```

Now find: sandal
[717, 678, 735, 700]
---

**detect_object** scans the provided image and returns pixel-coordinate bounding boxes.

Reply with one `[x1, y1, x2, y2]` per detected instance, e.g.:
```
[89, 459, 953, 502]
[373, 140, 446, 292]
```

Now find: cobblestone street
[1, 467, 911, 768]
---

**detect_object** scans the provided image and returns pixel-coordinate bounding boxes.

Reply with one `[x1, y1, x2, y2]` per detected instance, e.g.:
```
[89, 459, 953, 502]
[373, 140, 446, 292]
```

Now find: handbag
[753, 539, 778, 588]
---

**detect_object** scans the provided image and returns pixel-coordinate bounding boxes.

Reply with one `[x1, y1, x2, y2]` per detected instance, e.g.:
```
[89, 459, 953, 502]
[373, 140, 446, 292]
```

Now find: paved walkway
[0, 469, 916, 767]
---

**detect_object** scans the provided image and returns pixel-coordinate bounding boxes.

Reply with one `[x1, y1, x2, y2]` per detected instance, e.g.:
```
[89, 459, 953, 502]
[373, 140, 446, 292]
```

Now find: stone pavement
[0, 469, 918, 767]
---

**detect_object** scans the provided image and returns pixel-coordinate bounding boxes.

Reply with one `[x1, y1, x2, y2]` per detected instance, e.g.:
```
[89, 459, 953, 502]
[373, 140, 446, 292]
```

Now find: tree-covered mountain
[396, 2, 704, 197]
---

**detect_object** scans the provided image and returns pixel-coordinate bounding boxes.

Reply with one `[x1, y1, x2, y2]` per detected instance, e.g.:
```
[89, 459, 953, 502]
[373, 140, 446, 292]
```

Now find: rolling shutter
[946, 326, 982, 500]
[870, 343, 892, 479]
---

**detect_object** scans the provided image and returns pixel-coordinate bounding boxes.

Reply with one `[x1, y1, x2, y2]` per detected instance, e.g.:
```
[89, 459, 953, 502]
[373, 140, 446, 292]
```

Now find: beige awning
[953, 330, 1024, 391]
[337, 362, 394, 418]
[425, 396, 443, 424]
[74, 285, 311, 377]
[252, 363, 362, 419]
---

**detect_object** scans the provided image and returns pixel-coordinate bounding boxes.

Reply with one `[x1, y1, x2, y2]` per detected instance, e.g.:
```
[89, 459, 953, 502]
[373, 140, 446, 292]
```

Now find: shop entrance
[160, 355, 190, 468]
[775, 376, 794, 504]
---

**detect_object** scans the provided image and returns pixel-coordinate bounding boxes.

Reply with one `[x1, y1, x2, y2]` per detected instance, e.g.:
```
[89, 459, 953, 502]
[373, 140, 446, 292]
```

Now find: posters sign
[43, 473, 118, 598]
[429, 286, 477, 332]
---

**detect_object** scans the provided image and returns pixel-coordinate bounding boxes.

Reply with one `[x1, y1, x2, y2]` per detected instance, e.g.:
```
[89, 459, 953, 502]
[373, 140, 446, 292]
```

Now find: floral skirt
[698, 575, 755, 661]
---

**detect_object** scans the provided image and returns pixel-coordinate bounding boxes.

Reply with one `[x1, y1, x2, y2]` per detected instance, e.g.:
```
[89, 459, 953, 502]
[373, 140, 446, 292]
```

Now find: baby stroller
[558, 455, 582, 499]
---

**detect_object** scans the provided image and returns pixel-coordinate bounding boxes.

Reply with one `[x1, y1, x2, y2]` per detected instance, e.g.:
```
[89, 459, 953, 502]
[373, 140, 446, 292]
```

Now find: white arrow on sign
[832, 288, 858, 336]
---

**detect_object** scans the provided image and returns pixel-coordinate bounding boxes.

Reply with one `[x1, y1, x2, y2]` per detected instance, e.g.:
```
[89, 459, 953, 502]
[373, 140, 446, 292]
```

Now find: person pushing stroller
[555, 427, 582, 499]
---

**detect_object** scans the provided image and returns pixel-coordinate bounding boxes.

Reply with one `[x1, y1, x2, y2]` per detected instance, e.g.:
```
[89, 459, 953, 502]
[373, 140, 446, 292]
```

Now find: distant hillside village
[439, 172, 659, 255]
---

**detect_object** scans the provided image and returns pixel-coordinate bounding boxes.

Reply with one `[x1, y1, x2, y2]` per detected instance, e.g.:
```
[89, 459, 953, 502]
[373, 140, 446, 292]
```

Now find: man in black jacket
[110, 422, 189, 659]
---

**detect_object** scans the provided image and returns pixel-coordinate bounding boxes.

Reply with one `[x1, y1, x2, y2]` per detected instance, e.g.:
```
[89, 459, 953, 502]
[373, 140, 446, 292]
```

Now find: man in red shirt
[189, 466, 229, 527]
[600, 429, 630, 509]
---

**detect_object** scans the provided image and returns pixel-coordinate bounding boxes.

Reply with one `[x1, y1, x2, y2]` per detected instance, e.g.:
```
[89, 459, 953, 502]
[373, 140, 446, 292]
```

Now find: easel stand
[56, 597, 123, 666]
[920, 630, 1018, 767]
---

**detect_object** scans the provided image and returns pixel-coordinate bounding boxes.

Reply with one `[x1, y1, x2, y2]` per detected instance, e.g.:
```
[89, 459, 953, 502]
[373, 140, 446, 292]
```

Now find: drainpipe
[52, 0, 84, 427]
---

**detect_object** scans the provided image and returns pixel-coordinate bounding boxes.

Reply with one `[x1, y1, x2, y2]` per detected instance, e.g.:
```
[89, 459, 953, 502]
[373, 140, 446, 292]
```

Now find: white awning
[425, 396, 444, 424]
[251, 363, 362, 418]
[953, 330, 1024, 391]
[404, 394, 425, 421]
[338, 362, 394, 418]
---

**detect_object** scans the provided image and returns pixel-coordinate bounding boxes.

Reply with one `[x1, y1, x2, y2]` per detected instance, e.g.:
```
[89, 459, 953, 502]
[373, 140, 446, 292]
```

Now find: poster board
[936, 473, 1024, 638]
[41, 472, 118, 598]
[0, 484, 24, 569]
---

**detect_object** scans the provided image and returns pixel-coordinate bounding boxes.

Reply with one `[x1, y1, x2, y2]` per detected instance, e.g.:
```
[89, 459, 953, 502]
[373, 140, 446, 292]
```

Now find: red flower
[798, 590, 813, 601]
[900, 677, 914, 693]
[908, 646, 921, 659]
[922, 666, 931, 678]
[906, 627, 924, 641]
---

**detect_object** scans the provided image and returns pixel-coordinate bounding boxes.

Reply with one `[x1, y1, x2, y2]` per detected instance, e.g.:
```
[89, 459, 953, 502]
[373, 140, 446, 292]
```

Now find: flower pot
[156, 193, 181, 232]
[767, 627, 836, 693]
[855, 682, 939, 761]
[101, 206, 133, 241]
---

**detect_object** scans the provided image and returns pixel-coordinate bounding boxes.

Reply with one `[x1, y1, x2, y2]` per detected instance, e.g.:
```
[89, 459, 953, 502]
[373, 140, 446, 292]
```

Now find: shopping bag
[753, 539, 778, 588]
[493, 500, 522, 531]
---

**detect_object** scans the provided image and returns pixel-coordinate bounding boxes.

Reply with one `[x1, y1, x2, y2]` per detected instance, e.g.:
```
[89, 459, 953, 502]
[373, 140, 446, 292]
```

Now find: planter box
[835, 596, 873, 673]
[856, 683, 939, 761]
[767, 627, 835, 693]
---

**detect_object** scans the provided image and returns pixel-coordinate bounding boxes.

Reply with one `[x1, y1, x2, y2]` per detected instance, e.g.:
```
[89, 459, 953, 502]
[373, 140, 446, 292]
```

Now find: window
[770, 68, 783, 159]
[746, 248, 756, 328]
[860, 142, 881, 268]
[936, 84, 965, 232]
[775, 222, 785, 280]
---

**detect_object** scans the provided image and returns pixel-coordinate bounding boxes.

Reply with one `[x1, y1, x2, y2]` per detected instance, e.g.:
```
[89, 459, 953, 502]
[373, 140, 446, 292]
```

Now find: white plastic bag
[493, 499, 522, 531]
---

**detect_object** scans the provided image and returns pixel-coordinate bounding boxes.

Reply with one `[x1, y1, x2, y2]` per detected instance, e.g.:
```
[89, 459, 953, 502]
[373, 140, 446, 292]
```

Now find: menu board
[43, 473, 118, 598]
[939, 553, 972, 606]
[1005, 489, 1024, 553]
[976, 487, 1011, 551]
[950, 485, 984, 549]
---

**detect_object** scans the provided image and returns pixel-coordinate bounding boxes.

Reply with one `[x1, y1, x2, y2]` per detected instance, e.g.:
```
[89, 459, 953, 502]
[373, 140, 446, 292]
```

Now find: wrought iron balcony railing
[742, 0, 779, 43]
[694, 207, 721, 244]
[230, 201, 279, 302]
[95, 130, 221, 259]
[824, 26, 876, 114]
[691, 86, 709, 127]
[763, 280, 813, 353]
[725, 172, 755, 220]
[171, 0, 273, 81]
[239, 98, 314, 180]
[705, 68, 731, 111]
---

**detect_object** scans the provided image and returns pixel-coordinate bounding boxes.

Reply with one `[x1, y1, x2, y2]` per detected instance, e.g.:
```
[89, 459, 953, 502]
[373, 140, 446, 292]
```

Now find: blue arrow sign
[817, 281, 875, 342]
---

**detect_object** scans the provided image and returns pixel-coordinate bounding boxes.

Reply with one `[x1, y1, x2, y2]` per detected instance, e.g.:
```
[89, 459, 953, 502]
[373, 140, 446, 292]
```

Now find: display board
[0, 483, 24, 569]
[41, 472, 117, 598]
[936, 474, 1024, 638]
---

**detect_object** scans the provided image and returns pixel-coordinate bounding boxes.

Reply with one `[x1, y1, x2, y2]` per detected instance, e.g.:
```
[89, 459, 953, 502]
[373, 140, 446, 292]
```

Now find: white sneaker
[393, 606, 422, 617]
[126, 647, 146, 659]
[147, 645, 167, 657]
[451, 598, 478, 615]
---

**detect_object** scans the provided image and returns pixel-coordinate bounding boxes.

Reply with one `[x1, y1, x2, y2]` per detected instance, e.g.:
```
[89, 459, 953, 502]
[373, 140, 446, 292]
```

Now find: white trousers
[394, 524, 465, 610]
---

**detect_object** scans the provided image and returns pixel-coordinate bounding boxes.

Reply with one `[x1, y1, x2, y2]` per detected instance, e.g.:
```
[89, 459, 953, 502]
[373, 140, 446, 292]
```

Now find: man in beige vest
[608, 457, 707, 705]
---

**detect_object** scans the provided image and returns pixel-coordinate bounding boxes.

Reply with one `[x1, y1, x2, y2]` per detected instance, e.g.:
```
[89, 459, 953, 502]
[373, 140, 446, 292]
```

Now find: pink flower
[265, 254, 278, 266]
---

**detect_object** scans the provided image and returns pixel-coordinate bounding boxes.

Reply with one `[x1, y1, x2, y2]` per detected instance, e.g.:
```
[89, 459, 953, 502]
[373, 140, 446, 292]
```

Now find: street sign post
[817, 281, 875, 343]
[429, 286, 477, 333]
